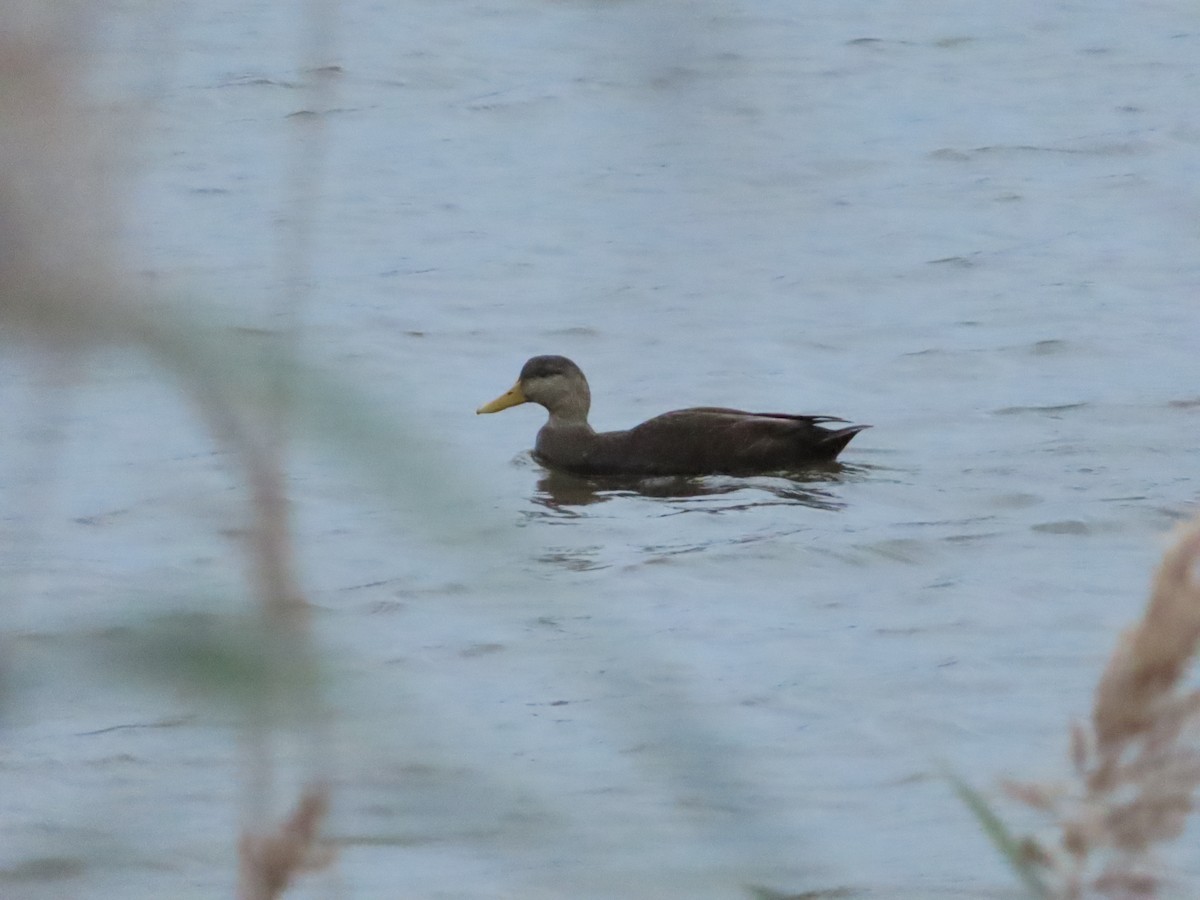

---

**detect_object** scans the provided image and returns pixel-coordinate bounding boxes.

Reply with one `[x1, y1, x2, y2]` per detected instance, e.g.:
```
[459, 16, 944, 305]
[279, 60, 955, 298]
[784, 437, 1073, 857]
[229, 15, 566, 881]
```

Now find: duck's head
[476, 355, 591, 422]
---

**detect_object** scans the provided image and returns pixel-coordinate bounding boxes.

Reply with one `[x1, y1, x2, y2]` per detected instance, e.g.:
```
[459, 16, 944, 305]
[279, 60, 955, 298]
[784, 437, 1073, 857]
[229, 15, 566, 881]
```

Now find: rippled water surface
[2, 1, 1199, 898]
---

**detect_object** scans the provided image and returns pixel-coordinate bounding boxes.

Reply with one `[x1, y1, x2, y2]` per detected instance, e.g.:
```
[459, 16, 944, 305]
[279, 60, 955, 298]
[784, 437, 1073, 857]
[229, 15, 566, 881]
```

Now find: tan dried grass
[238, 784, 336, 900]
[1005, 521, 1200, 899]
[0, 24, 127, 347]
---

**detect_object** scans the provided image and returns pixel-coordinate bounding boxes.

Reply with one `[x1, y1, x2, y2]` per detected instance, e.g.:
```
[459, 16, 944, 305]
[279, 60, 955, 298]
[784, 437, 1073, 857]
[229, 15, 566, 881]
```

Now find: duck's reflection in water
[532, 463, 866, 515]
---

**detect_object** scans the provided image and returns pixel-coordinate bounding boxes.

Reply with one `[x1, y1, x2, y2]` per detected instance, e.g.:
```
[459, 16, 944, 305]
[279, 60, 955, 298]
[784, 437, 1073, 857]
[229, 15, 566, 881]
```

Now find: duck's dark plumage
[477, 355, 868, 477]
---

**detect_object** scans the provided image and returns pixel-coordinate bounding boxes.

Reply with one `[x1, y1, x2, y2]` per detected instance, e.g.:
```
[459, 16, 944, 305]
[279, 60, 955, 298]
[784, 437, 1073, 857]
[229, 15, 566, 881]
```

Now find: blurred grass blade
[746, 886, 855, 899]
[100, 612, 323, 720]
[2, 290, 500, 543]
[942, 767, 1051, 899]
[133, 301, 492, 541]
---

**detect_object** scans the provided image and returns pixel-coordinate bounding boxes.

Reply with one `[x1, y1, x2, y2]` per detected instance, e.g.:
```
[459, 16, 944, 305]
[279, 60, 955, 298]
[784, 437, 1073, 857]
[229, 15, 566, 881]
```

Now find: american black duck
[476, 355, 868, 477]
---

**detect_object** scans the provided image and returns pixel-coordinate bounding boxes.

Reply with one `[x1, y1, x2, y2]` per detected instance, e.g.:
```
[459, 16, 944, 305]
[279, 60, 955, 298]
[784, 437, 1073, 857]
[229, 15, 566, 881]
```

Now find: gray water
[2, 1, 1199, 897]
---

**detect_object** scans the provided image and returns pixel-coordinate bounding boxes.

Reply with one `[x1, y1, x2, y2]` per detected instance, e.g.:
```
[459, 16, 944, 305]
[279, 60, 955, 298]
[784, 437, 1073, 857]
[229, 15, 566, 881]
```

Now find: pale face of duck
[476, 355, 592, 424]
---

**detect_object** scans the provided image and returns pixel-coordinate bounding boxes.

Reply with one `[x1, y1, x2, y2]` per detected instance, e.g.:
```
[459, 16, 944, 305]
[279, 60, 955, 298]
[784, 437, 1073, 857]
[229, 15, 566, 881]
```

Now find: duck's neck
[542, 378, 592, 429]
[547, 407, 593, 431]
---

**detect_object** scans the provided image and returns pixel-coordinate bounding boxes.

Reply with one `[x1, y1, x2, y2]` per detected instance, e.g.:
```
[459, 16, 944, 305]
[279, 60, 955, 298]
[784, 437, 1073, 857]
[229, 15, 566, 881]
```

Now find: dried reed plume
[238, 784, 335, 900]
[1004, 520, 1200, 898]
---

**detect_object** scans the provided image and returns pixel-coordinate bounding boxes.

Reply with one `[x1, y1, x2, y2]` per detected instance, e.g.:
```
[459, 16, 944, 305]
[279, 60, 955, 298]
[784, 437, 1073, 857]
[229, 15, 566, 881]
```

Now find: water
[2, 1, 1199, 897]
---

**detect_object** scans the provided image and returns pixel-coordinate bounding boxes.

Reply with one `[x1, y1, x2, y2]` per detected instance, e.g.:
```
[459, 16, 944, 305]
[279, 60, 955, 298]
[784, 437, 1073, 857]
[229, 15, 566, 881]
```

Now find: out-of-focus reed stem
[0, 12, 337, 897]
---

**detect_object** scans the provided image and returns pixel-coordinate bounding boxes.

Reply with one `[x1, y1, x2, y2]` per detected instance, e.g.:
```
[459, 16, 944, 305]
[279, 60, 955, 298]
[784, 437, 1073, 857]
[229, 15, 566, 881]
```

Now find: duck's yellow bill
[476, 383, 527, 414]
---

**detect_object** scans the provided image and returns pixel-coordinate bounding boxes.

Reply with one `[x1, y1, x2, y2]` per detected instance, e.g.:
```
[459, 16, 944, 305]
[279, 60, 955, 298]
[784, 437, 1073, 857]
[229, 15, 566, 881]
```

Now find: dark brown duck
[476, 355, 868, 477]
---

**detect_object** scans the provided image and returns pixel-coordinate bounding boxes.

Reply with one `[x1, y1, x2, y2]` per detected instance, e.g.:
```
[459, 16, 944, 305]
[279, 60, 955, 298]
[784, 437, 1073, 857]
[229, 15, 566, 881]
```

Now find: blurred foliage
[747, 885, 856, 899]
[96, 611, 323, 721]
[137, 304, 482, 537]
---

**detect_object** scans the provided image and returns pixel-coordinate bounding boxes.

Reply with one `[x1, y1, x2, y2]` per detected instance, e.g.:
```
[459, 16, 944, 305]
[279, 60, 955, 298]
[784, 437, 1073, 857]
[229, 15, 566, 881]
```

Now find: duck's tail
[816, 424, 871, 459]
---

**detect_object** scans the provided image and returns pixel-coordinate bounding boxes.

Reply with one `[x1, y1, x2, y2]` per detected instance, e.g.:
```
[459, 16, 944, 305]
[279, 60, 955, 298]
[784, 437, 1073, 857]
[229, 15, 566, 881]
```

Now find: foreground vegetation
[3, 11, 1199, 900]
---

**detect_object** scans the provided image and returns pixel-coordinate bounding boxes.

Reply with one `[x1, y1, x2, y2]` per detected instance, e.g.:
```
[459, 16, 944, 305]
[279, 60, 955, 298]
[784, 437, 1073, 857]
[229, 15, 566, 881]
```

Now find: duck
[476, 355, 868, 477]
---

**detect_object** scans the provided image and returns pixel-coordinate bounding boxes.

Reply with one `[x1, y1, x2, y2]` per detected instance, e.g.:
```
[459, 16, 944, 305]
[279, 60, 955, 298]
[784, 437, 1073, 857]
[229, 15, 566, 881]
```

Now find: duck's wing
[587, 408, 866, 475]
[658, 408, 853, 426]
